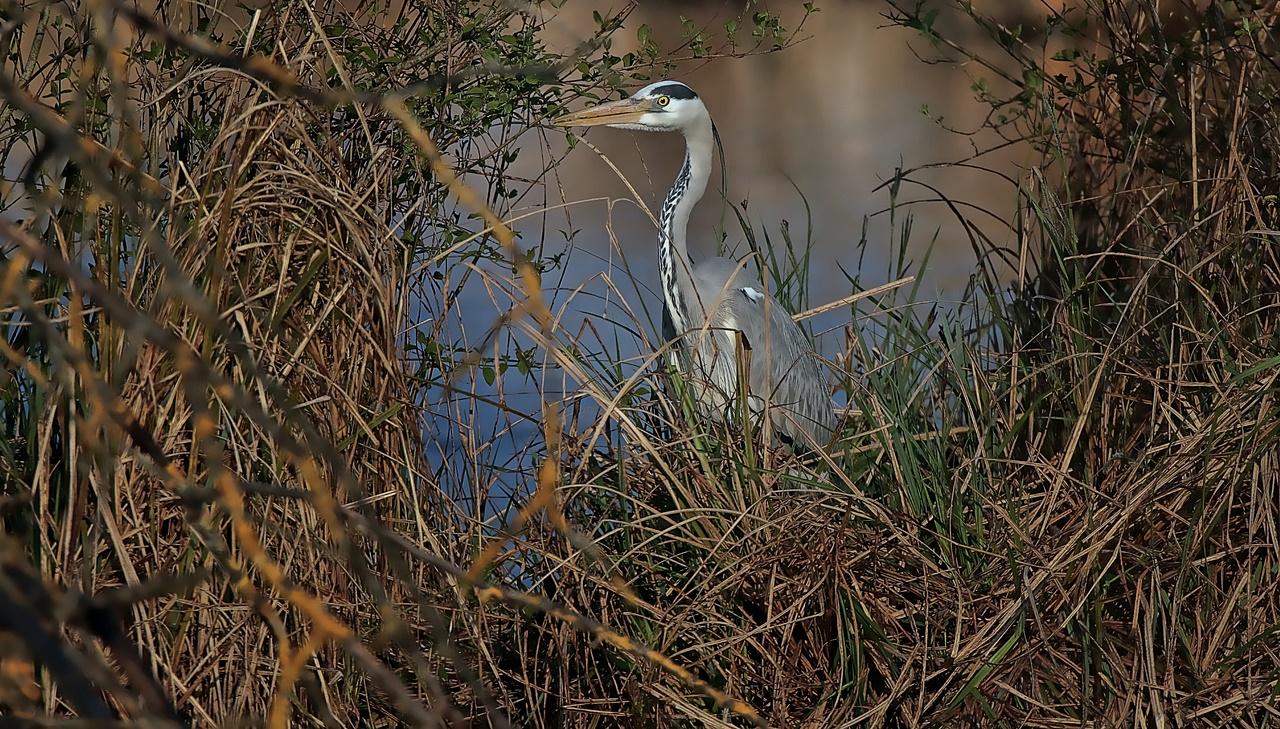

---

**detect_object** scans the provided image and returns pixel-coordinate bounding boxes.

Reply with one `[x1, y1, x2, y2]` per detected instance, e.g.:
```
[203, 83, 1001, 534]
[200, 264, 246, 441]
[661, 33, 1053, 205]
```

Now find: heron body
[555, 81, 834, 450]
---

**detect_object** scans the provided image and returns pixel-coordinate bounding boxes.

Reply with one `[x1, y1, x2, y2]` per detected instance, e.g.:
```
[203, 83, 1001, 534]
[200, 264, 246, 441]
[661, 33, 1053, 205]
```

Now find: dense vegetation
[1, 0, 1277, 726]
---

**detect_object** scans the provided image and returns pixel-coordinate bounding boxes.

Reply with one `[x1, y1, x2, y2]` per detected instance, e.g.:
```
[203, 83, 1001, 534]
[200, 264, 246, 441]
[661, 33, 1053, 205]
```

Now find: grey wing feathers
[667, 256, 835, 449]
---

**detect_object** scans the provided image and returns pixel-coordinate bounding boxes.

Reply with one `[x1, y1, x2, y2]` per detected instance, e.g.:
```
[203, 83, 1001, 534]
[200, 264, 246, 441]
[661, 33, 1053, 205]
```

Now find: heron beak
[552, 97, 650, 127]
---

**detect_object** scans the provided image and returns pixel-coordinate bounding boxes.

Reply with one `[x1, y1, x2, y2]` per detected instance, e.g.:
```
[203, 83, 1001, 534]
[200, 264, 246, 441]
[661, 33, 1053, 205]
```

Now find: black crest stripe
[652, 83, 698, 100]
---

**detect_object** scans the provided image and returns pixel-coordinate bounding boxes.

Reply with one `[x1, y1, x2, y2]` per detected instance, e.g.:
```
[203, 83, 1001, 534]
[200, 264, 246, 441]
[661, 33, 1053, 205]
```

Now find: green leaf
[335, 403, 405, 450]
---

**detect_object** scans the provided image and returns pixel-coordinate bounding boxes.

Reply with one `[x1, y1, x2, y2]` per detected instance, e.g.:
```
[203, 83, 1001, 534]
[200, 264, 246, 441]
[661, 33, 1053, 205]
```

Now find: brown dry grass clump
[1, 0, 1279, 727]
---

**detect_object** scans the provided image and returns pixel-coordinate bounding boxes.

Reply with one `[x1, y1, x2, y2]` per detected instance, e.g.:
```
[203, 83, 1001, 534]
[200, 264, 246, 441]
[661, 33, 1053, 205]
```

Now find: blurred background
[428, 0, 1044, 473]
[0, 0, 1052, 487]
[521, 0, 1043, 308]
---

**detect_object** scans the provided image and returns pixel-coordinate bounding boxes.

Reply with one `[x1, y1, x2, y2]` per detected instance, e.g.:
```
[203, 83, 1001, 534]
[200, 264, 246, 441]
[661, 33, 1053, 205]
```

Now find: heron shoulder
[691, 256, 763, 293]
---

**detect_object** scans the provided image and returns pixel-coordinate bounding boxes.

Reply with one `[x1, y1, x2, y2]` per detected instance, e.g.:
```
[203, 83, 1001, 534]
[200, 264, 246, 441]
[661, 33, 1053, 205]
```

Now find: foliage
[2, 0, 1279, 726]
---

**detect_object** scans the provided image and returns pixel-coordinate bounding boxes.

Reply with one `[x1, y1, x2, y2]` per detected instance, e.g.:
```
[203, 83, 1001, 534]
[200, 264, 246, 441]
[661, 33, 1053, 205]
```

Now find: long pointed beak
[553, 97, 650, 127]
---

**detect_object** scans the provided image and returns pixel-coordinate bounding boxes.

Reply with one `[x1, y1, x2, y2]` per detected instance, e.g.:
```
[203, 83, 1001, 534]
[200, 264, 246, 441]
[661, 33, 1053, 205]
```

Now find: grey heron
[554, 81, 835, 451]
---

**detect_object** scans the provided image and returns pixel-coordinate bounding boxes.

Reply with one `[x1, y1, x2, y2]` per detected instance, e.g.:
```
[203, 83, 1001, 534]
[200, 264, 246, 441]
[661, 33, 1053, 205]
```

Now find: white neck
[658, 113, 714, 334]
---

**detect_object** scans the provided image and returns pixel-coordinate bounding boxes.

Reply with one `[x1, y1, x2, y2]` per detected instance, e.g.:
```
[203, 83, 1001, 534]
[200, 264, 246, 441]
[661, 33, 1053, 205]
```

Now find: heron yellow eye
[657, 95, 670, 107]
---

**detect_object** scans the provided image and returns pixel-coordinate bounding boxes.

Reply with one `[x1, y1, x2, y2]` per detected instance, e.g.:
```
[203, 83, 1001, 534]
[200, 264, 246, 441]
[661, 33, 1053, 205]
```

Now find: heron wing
[674, 257, 834, 449]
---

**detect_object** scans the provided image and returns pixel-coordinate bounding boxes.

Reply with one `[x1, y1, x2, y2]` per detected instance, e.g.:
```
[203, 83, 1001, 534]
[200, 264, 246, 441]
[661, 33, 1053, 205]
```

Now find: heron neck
[658, 117, 713, 334]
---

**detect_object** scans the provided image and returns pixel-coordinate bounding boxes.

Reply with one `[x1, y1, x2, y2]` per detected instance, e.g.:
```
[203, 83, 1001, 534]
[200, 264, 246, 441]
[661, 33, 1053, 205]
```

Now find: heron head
[553, 81, 706, 133]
